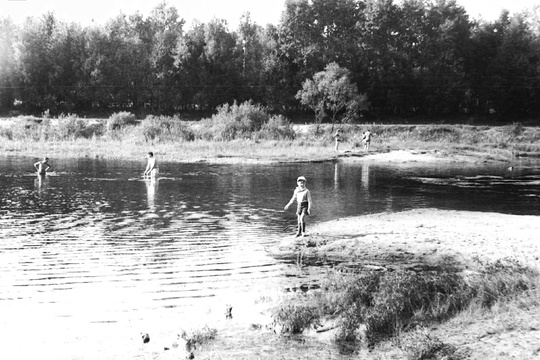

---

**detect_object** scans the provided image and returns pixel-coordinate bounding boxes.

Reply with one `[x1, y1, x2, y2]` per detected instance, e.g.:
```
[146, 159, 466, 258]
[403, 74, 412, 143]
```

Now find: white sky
[1, 0, 287, 29]
[0, 0, 536, 29]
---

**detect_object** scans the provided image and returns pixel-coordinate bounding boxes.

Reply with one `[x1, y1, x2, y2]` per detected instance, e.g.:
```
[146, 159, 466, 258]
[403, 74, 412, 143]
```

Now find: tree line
[1, 0, 540, 120]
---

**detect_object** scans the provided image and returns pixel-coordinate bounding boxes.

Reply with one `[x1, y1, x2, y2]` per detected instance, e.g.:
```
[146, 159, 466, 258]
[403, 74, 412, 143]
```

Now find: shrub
[54, 114, 104, 140]
[107, 111, 137, 131]
[471, 257, 538, 308]
[508, 122, 524, 138]
[256, 115, 296, 140]
[0, 127, 13, 140]
[182, 325, 217, 348]
[417, 126, 461, 142]
[360, 270, 471, 343]
[271, 302, 319, 334]
[139, 115, 194, 142]
[199, 100, 271, 140]
[7, 116, 46, 141]
[273, 257, 539, 348]
[399, 326, 463, 360]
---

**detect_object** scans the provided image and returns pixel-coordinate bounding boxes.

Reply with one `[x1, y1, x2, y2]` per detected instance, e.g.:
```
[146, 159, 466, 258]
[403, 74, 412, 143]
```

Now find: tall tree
[175, 18, 239, 110]
[296, 62, 368, 131]
[0, 18, 17, 109]
[144, 2, 184, 112]
[15, 13, 60, 111]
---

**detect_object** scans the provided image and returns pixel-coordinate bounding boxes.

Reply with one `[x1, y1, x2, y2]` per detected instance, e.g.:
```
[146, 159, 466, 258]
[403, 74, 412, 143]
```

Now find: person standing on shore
[143, 152, 159, 177]
[334, 129, 342, 152]
[284, 176, 312, 237]
[34, 157, 52, 175]
[362, 129, 373, 151]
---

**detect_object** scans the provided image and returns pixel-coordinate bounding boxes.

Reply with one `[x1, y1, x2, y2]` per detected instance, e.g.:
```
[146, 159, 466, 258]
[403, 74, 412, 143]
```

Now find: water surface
[1, 155, 539, 359]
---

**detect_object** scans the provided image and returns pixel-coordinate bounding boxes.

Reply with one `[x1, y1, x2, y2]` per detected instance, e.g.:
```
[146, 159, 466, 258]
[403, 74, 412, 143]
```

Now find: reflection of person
[34, 157, 52, 175]
[34, 174, 49, 193]
[334, 162, 339, 190]
[334, 129, 342, 152]
[145, 177, 159, 209]
[361, 162, 370, 191]
[284, 176, 312, 237]
[362, 129, 373, 151]
[143, 152, 158, 177]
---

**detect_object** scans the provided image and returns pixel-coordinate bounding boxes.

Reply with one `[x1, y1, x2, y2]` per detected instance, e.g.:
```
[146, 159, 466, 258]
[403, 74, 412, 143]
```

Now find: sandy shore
[308, 208, 540, 270]
[270, 149, 539, 359]
[271, 206, 540, 359]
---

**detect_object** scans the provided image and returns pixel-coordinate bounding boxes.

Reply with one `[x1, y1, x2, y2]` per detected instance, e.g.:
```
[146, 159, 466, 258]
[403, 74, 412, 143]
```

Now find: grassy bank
[1, 106, 540, 163]
[271, 257, 540, 359]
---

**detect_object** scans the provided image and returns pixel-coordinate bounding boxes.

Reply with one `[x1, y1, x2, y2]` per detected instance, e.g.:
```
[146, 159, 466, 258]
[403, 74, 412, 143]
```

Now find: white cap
[297, 176, 306, 182]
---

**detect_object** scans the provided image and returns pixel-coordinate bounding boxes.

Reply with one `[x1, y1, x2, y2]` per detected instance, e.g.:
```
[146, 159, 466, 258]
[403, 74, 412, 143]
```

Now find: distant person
[143, 152, 158, 177]
[284, 176, 312, 237]
[34, 157, 52, 175]
[362, 129, 373, 151]
[334, 129, 342, 152]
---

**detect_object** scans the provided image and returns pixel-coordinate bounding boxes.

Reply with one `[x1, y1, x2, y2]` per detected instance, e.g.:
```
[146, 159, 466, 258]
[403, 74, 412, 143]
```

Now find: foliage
[139, 115, 194, 142]
[272, 257, 539, 348]
[271, 302, 319, 334]
[256, 114, 296, 140]
[399, 326, 464, 360]
[182, 325, 218, 348]
[106, 112, 137, 131]
[296, 62, 369, 131]
[2, 1, 540, 118]
[55, 114, 104, 139]
[197, 100, 271, 140]
[471, 257, 539, 308]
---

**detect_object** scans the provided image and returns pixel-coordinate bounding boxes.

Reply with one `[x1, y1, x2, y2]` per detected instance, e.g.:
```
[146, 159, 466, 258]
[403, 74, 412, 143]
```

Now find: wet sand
[309, 208, 540, 270]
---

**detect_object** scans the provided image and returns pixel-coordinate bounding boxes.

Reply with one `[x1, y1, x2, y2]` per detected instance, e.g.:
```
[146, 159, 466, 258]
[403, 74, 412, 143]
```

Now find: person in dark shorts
[34, 157, 52, 175]
[284, 176, 312, 237]
[143, 152, 159, 177]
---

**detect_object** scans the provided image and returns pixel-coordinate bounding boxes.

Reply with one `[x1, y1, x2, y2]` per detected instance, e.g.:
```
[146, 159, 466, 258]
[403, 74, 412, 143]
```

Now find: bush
[271, 302, 319, 334]
[139, 115, 194, 142]
[8, 116, 46, 141]
[182, 325, 217, 349]
[508, 122, 524, 138]
[0, 127, 13, 140]
[359, 270, 471, 343]
[199, 100, 271, 140]
[272, 257, 539, 348]
[54, 114, 104, 140]
[471, 257, 538, 308]
[399, 326, 463, 360]
[417, 126, 461, 142]
[256, 115, 296, 140]
[107, 111, 137, 131]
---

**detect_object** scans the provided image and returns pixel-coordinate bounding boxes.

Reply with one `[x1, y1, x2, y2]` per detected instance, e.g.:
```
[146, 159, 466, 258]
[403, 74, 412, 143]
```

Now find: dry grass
[2, 118, 540, 164]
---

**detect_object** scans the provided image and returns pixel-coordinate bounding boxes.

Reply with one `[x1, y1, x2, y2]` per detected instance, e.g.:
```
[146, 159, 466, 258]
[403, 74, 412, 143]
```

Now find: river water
[1, 155, 539, 360]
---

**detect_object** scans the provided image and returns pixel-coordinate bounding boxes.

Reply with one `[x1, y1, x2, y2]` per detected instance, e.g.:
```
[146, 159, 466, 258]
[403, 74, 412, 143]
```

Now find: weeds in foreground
[399, 326, 464, 360]
[271, 303, 319, 334]
[271, 257, 539, 350]
[183, 325, 218, 348]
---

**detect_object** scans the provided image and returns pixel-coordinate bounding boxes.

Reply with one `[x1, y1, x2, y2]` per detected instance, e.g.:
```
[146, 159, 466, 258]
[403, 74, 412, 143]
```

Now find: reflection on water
[361, 162, 370, 191]
[1, 156, 540, 360]
[145, 177, 158, 209]
[34, 174, 49, 193]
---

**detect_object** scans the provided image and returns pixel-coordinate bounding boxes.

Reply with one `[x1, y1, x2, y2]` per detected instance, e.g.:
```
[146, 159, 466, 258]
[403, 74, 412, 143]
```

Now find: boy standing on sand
[284, 176, 312, 237]
[143, 152, 158, 177]
[34, 157, 52, 175]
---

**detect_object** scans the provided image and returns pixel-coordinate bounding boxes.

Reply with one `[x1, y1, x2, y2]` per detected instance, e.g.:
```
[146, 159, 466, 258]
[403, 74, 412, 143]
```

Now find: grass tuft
[271, 257, 539, 350]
